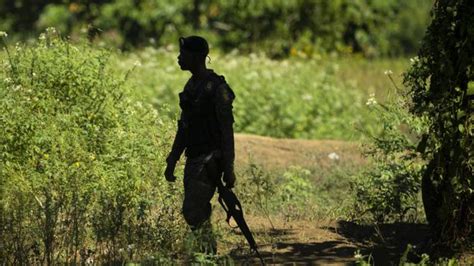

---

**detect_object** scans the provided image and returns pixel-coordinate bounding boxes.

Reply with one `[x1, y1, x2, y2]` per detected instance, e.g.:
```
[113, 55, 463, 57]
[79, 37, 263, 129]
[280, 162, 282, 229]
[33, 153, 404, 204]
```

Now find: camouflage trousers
[182, 152, 221, 253]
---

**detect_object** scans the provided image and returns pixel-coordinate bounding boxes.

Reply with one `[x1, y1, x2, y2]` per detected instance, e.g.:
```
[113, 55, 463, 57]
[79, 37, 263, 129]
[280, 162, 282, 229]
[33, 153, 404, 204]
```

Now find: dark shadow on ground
[229, 221, 432, 265]
[230, 240, 357, 265]
[326, 221, 431, 265]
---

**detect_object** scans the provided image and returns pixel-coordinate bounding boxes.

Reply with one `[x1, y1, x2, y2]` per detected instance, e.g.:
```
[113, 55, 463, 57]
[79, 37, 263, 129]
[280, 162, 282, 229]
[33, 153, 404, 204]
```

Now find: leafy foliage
[404, 0, 474, 247]
[352, 92, 428, 223]
[0, 30, 184, 264]
[0, 0, 432, 56]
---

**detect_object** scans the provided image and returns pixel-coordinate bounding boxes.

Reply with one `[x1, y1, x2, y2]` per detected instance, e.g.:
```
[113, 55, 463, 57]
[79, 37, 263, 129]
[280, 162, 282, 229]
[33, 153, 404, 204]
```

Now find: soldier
[164, 35, 236, 254]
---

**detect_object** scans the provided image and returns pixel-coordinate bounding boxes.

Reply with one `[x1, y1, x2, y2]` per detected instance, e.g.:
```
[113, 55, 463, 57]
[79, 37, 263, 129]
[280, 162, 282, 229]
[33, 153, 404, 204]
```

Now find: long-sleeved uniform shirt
[167, 70, 235, 175]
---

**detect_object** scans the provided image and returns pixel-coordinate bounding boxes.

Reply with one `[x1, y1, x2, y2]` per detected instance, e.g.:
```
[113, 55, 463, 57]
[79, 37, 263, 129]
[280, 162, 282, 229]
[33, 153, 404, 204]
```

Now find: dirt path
[227, 216, 360, 265]
[234, 133, 365, 172]
[225, 216, 431, 265]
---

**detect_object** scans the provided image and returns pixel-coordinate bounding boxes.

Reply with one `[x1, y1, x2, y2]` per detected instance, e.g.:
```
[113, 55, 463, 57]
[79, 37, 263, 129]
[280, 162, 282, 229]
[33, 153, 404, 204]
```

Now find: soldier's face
[178, 49, 194, 70]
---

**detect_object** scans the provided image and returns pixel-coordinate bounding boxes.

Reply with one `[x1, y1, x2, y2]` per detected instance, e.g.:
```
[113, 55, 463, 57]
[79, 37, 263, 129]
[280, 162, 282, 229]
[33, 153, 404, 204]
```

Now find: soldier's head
[177, 36, 209, 71]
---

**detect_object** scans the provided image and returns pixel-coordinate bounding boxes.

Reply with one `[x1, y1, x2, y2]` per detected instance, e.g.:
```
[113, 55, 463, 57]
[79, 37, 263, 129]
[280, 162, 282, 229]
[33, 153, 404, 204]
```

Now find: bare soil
[234, 133, 365, 172]
[226, 216, 432, 265]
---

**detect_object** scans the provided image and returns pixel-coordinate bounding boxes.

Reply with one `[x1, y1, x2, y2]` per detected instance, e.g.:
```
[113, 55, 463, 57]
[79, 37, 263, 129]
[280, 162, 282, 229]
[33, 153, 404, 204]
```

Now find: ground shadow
[229, 221, 432, 265]
[229, 227, 357, 265]
[326, 221, 431, 265]
[230, 240, 357, 265]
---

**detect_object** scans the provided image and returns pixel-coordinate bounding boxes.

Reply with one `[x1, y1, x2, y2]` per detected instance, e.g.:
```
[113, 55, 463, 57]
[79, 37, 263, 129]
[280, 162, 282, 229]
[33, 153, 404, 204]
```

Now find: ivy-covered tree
[404, 0, 474, 247]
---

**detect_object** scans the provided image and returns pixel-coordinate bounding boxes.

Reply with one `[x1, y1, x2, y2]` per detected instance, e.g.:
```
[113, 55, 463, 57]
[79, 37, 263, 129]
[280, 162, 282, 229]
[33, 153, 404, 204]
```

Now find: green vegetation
[116, 47, 389, 140]
[352, 93, 428, 224]
[0, 31, 184, 264]
[1, 0, 432, 56]
[1, 0, 473, 263]
[0, 30, 397, 264]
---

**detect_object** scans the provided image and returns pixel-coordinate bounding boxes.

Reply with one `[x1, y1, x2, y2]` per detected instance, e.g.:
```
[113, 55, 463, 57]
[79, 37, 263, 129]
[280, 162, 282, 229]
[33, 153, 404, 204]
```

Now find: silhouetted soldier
[164, 36, 236, 254]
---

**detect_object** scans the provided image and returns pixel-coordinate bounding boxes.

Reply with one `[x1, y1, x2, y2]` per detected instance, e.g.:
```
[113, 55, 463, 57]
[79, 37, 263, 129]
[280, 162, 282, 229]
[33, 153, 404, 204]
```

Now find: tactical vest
[179, 74, 227, 158]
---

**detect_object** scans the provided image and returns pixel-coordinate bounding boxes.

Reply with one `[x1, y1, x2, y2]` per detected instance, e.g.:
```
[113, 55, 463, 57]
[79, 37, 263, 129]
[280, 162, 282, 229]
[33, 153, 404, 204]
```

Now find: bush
[351, 87, 428, 223]
[0, 30, 185, 264]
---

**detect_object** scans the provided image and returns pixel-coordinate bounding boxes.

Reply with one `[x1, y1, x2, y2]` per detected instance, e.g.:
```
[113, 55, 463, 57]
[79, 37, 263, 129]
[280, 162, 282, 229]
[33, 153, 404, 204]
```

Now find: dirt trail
[226, 215, 431, 265]
[235, 133, 365, 172]
[223, 134, 431, 265]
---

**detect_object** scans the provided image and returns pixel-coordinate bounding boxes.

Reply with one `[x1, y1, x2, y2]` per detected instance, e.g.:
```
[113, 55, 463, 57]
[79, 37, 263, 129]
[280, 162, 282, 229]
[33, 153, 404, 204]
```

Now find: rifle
[215, 176, 265, 265]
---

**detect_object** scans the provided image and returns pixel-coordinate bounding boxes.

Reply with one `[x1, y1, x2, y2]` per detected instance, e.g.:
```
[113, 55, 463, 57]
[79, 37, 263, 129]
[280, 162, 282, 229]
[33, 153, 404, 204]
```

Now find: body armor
[168, 70, 235, 172]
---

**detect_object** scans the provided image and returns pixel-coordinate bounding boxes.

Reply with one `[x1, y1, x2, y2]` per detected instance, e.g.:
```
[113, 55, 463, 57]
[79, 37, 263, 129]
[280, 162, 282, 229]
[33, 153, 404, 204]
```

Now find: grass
[110, 46, 411, 141]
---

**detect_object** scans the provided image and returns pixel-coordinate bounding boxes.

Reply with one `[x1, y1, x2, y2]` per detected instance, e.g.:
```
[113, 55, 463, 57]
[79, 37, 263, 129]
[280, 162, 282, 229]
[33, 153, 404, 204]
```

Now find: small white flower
[13, 85, 21, 91]
[39, 34, 46, 41]
[328, 152, 340, 160]
[0, 31, 7, 37]
[46, 27, 57, 34]
[384, 69, 393, 75]
[85, 257, 94, 265]
[133, 61, 142, 67]
[410, 56, 419, 64]
[4, 77, 12, 83]
[366, 93, 377, 106]
[302, 94, 313, 101]
[354, 253, 363, 259]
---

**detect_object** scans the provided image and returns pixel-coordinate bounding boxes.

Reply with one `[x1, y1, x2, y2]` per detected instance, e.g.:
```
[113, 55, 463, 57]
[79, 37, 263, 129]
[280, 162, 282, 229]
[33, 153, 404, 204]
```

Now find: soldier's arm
[167, 114, 186, 164]
[214, 82, 236, 175]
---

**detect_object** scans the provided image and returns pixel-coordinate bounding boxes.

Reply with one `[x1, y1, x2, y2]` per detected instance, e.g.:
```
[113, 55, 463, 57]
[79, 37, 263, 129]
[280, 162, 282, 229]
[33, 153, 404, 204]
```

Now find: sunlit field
[112, 46, 410, 141]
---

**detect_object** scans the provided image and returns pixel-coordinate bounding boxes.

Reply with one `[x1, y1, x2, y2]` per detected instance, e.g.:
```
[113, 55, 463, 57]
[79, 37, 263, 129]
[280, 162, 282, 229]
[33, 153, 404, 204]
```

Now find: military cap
[179, 36, 209, 56]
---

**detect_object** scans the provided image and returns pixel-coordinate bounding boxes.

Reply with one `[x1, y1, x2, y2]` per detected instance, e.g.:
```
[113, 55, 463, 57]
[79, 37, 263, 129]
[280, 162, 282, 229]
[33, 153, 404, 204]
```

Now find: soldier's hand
[223, 170, 236, 188]
[164, 160, 177, 182]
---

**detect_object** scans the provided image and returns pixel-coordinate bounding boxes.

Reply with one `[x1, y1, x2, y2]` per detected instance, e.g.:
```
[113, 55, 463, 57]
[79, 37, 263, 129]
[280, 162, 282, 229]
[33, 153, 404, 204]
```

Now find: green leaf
[467, 81, 474, 95]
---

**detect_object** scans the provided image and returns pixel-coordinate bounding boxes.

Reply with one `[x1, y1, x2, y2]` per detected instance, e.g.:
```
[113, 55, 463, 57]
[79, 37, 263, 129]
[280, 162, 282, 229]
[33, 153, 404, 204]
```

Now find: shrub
[351, 88, 428, 223]
[0, 30, 184, 264]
